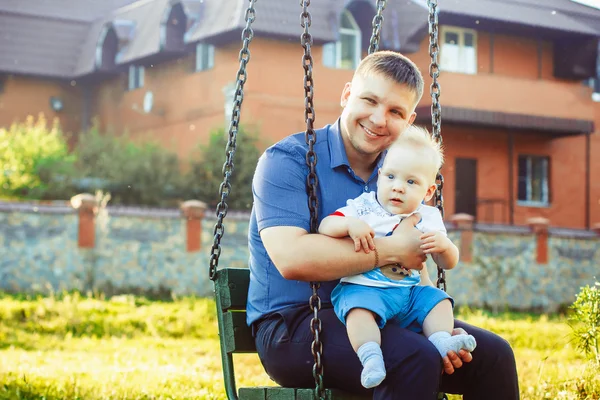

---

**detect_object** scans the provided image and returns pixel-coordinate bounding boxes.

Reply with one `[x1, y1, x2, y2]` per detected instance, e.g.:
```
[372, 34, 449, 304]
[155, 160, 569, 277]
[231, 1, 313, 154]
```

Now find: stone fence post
[70, 193, 98, 248]
[180, 200, 207, 252]
[449, 213, 474, 263]
[527, 217, 550, 264]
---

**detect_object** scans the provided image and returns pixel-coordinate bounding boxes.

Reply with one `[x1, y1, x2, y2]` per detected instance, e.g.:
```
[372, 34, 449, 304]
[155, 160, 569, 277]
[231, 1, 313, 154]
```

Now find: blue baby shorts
[331, 282, 453, 332]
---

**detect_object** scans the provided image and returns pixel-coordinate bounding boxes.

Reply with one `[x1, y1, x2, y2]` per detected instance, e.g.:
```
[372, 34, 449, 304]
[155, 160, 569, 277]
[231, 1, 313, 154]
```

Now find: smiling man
[247, 51, 519, 400]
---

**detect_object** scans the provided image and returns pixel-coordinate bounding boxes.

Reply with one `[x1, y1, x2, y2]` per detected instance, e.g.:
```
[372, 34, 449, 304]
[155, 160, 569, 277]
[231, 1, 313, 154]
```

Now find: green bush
[0, 114, 76, 200]
[73, 126, 185, 206]
[1, 116, 264, 209]
[185, 125, 264, 211]
[569, 282, 600, 366]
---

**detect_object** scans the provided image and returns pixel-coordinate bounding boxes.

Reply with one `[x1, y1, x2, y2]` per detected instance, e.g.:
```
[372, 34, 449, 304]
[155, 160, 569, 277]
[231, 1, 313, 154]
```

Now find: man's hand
[390, 213, 426, 269]
[420, 231, 452, 254]
[442, 328, 474, 375]
[347, 218, 376, 253]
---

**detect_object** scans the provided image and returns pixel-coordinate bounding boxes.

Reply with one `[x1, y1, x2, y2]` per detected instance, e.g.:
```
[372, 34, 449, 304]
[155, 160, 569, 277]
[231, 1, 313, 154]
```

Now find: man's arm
[262, 213, 426, 282]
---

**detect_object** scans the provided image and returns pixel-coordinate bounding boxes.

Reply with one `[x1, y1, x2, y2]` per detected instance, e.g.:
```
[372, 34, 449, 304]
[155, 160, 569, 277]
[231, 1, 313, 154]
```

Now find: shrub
[185, 125, 264, 211]
[73, 126, 185, 206]
[0, 114, 76, 200]
[569, 281, 600, 366]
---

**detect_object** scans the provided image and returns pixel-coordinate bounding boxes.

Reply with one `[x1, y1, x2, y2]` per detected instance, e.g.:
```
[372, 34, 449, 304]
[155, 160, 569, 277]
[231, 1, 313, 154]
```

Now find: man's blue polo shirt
[247, 120, 384, 324]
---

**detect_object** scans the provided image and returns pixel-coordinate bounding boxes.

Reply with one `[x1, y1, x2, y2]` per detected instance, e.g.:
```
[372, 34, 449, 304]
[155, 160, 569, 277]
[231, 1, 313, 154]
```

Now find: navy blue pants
[254, 305, 519, 400]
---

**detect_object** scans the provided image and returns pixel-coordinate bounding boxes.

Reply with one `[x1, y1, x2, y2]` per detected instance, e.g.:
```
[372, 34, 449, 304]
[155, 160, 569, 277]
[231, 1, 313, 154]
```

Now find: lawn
[0, 293, 598, 399]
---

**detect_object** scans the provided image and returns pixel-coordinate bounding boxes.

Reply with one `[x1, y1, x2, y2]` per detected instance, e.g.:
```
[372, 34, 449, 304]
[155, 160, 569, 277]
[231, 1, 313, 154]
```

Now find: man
[247, 51, 519, 399]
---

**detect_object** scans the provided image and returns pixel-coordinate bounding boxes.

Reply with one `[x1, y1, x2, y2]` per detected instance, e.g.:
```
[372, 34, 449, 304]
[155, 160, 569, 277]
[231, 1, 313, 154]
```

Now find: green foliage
[0, 115, 76, 200]
[73, 126, 184, 206]
[185, 126, 263, 210]
[1, 115, 264, 209]
[569, 282, 600, 366]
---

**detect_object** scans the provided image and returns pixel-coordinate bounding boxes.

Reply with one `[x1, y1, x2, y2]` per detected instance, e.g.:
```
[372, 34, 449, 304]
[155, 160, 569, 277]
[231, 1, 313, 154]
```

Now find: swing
[209, 1, 448, 399]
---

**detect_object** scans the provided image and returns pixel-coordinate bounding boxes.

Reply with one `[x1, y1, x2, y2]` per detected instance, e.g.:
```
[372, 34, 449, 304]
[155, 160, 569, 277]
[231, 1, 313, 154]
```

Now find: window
[518, 155, 549, 206]
[587, 78, 600, 102]
[196, 43, 215, 72]
[440, 26, 477, 74]
[128, 65, 144, 90]
[323, 10, 361, 70]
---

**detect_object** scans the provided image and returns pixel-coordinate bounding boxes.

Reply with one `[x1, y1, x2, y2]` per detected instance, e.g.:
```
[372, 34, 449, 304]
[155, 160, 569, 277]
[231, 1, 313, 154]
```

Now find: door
[454, 158, 477, 218]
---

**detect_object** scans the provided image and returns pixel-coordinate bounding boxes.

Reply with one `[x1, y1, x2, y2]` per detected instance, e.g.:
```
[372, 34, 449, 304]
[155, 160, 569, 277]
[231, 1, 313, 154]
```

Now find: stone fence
[0, 196, 599, 312]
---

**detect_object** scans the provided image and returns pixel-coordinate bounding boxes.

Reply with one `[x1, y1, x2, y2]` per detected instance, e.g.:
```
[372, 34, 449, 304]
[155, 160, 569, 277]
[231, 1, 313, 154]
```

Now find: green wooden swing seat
[214, 267, 369, 400]
[214, 267, 447, 400]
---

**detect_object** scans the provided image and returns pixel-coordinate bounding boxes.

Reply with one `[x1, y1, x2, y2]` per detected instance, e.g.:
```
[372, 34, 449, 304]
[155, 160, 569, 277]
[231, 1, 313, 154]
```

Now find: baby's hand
[347, 219, 376, 253]
[420, 231, 451, 254]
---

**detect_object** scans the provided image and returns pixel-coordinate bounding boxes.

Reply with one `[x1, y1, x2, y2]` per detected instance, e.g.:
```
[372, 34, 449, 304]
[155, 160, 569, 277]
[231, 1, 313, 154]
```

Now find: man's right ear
[340, 82, 352, 107]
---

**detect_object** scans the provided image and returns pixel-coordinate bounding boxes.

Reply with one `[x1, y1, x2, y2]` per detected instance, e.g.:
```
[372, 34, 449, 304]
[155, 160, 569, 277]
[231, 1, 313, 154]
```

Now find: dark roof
[0, 0, 139, 78]
[415, 105, 595, 137]
[1, 0, 599, 79]
[432, 0, 600, 36]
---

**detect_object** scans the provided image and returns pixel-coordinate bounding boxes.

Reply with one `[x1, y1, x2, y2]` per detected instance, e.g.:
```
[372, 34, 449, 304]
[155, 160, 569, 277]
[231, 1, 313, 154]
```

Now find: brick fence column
[70, 193, 97, 248]
[527, 217, 550, 264]
[449, 213, 474, 263]
[180, 200, 207, 252]
[593, 223, 600, 236]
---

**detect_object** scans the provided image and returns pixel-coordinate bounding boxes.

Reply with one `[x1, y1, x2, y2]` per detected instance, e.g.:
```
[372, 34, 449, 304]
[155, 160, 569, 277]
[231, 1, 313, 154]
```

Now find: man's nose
[370, 106, 386, 127]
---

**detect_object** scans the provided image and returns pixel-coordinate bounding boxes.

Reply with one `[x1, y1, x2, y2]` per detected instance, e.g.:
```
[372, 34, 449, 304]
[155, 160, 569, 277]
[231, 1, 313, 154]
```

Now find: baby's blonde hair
[388, 125, 444, 176]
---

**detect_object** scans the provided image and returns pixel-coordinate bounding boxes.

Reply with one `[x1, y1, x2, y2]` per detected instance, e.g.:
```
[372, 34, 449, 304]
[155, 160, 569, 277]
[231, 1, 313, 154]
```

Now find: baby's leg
[423, 299, 476, 357]
[346, 308, 386, 389]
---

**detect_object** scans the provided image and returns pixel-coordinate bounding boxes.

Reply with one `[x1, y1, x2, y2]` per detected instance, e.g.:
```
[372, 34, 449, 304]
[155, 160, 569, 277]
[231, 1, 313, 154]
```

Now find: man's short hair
[355, 51, 424, 103]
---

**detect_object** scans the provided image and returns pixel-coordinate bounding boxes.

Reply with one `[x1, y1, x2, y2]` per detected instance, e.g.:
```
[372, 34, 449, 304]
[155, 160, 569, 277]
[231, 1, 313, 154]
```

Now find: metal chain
[300, 1, 324, 399]
[368, 0, 387, 54]
[427, 0, 446, 292]
[208, 0, 257, 282]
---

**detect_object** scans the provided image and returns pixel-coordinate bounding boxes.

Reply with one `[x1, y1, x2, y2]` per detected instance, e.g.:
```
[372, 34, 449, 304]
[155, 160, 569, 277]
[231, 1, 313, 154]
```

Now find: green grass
[0, 293, 598, 399]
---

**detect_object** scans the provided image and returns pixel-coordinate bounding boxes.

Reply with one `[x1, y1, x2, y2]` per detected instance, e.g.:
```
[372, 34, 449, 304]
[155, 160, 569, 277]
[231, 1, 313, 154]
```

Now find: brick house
[1, 0, 600, 229]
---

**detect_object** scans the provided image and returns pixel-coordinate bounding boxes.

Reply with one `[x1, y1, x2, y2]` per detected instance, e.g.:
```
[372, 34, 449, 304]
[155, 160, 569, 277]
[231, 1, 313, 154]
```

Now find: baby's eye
[407, 179, 416, 185]
[387, 174, 394, 180]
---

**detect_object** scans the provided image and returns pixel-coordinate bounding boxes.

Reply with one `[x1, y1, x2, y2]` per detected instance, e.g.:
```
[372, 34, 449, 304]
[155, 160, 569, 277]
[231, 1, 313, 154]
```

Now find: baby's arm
[420, 231, 459, 270]
[319, 215, 375, 252]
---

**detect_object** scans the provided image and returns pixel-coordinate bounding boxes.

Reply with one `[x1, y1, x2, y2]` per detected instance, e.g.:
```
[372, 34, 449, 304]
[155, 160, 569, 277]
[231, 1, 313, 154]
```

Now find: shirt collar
[328, 118, 349, 169]
[328, 118, 386, 171]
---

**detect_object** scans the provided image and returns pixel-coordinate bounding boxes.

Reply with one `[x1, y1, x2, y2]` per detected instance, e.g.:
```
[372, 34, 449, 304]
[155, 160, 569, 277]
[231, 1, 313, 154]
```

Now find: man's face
[339, 73, 418, 161]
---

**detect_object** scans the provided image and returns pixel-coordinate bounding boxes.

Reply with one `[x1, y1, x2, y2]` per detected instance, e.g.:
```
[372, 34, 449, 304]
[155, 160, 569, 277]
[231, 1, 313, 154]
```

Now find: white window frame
[196, 43, 215, 72]
[323, 10, 361, 70]
[127, 65, 144, 90]
[590, 78, 600, 102]
[517, 155, 550, 207]
[440, 26, 478, 75]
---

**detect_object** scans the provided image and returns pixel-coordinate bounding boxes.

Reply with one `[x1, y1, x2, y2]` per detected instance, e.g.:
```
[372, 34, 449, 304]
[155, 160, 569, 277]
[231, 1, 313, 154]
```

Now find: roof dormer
[160, 0, 204, 53]
[95, 19, 136, 71]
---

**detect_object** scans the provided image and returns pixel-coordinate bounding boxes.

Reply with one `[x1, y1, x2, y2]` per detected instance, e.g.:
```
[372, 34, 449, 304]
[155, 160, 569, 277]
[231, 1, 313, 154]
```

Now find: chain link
[427, 0, 446, 292]
[368, 0, 387, 54]
[209, 0, 257, 282]
[300, 1, 325, 398]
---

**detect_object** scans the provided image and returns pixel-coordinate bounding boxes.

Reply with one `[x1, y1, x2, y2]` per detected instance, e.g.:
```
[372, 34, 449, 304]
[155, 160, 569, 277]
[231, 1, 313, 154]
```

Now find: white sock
[428, 331, 477, 358]
[356, 341, 386, 389]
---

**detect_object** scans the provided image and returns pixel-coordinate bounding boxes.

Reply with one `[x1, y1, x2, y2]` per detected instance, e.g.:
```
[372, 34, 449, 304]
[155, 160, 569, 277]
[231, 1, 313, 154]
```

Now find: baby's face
[377, 145, 437, 215]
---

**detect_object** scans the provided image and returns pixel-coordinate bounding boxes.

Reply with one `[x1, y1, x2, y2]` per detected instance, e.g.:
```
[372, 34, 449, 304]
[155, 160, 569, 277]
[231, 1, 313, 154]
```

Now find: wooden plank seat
[214, 267, 447, 400]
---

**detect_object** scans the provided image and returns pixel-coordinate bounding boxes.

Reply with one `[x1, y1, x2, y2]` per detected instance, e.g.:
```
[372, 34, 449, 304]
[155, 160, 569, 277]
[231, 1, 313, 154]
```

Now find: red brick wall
[3, 30, 600, 229]
[0, 75, 83, 135]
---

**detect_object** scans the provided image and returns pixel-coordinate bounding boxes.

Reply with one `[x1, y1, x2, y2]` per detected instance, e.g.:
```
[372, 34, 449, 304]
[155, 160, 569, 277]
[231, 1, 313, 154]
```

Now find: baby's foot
[361, 357, 386, 389]
[428, 331, 477, 358]
[357, 342, 386, 389]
